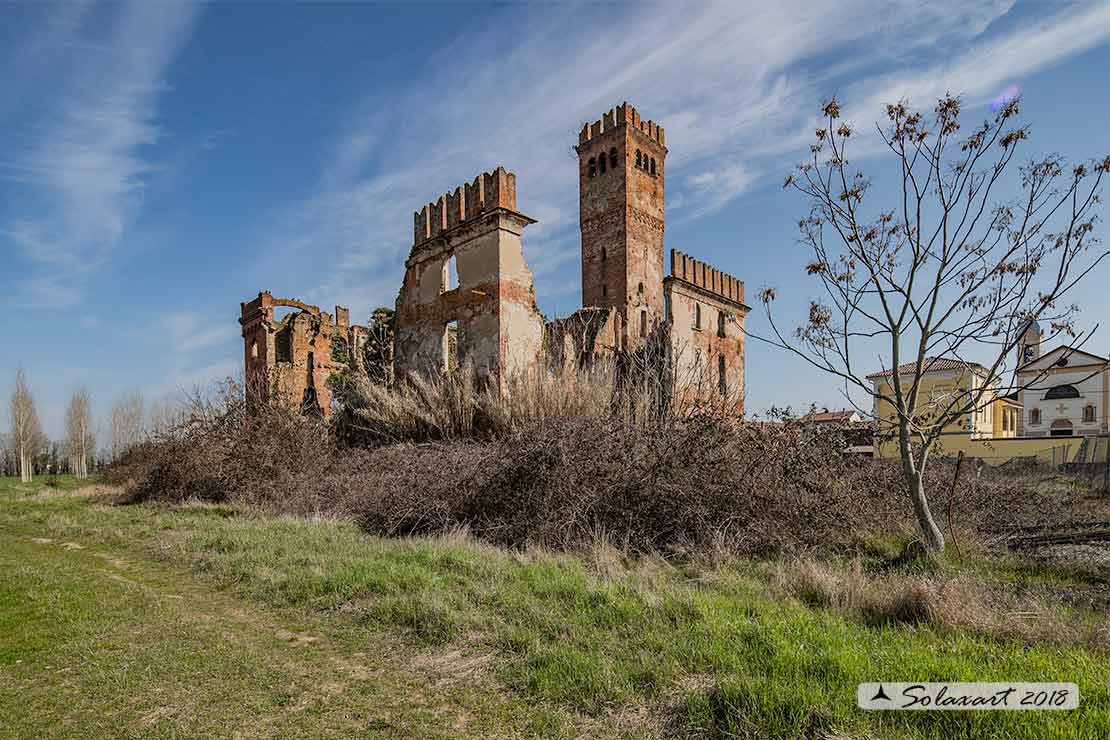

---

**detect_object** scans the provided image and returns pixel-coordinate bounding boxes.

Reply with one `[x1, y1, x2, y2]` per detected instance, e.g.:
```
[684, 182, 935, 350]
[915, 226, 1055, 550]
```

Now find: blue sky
[3, 0, 1110, 441]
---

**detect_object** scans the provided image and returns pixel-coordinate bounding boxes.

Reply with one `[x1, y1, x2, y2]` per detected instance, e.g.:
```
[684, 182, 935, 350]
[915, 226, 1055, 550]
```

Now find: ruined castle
[242, 102, 749, 415]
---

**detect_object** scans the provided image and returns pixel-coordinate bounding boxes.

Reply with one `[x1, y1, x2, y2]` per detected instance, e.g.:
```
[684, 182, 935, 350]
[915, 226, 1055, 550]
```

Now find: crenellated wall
[395, 167, 545, 390]
[413, 167, 518, 246]
[669, 249, 745, 306]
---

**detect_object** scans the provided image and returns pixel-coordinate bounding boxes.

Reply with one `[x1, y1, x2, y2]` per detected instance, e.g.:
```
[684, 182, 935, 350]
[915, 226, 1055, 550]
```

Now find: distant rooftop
[866, 357, 988, 380]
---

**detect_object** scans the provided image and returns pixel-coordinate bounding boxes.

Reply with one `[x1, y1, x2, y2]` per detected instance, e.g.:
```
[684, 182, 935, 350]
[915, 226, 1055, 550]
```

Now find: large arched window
[694, 303, 702, 330]
[588, 157, 596, 177]
[650, 157, 657, 175]
[635, 150, 642, 168]
[1044, 384, 1081, 400]
[717, 311, 726, 337]
[608, 147, 618, 170]
[598, 152, 607, 174]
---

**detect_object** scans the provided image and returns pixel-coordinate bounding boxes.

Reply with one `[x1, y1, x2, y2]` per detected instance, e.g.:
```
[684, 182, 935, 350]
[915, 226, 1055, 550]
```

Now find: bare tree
[64, 388, 95, 478]
[763, 95, 1109, 551]
[148, 397, 185, 438]
[110, 389, 146, 460]
[9, 369, 44, 483]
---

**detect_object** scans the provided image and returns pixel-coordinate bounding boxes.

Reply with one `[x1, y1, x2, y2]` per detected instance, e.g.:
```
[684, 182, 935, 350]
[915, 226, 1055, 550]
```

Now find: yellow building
[866, 357, 1076, 463]
[867, 357, 1002, 441]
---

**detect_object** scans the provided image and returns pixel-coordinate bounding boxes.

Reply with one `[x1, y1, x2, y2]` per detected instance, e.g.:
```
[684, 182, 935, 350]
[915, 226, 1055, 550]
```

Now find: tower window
[588, 157, 596, 177]
[664, 293, 672, 322]
[635, 150, 642, 168]
[638, 282, 644, 295]
[601, 284, 607, 297]
[601, 247, 607, 262]
[694, 303, 702, 330]
[598, 153, 607, 174]
[717, 311, 726, 337]
[608, 147, 618, 170]
[718, 355, 727, 396]
[250, 340, 259, 359]
[650, 157, 657, 175]
[640, 310, 647, 337]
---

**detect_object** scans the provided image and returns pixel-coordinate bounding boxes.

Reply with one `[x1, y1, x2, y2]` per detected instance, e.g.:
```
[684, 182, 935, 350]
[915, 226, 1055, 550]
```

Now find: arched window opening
[718, 355, 727, 396]
[1030, 408, 1041, 425]
[588, 157, 596, 177]
[1084, 405, 1097, 423]
[609, 147, 618, 170]
[664, 293, 672, 323]
[443, 254, 458, 292]
[1050, 419, 1074, 437]
[717, 311, 726, 338]
[635, 150, 642, 168]
[637, 282, 644, 295]
[640, 310, 647, 337]
[598, 153, 607, 174]
[1044, 384, 1080, 400]
[694, 303, 702, 330]
[250, 340, 259, 359]
[650, 157, 657, 175]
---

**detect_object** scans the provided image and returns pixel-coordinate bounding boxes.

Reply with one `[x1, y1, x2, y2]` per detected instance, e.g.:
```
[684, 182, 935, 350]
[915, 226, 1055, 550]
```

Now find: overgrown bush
[104, 372, 1110, 559]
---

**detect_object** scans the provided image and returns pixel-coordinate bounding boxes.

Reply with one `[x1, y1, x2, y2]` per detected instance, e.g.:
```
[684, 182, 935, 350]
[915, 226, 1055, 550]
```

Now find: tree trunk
[907, 469, 945, 551]
[20, 445, 31, 484]
[898, 433, 945, 551]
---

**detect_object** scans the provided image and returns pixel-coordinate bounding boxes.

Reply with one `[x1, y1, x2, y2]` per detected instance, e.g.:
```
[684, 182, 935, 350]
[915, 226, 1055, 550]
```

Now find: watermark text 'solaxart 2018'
[857, 683, 1078, 710]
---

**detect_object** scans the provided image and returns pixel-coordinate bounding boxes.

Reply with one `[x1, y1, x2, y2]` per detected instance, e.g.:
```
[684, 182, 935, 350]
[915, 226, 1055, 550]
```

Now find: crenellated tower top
[413, 167, 519, 246]
[578, 101, 665, 149]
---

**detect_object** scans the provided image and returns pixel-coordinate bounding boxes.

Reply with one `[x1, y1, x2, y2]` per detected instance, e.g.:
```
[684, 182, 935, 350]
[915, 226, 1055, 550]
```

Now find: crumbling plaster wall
[394, 167, 546, 390]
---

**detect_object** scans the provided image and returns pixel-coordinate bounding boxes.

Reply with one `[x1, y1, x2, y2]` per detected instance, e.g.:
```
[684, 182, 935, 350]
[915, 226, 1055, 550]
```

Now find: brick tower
[576, 102, 667, 348]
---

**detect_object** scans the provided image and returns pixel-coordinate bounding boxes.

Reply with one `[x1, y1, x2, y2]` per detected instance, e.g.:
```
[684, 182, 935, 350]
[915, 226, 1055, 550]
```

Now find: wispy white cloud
[0, 1, 201, 308]
[259, 1, 1110, 321]
[162, 311, 238, 355]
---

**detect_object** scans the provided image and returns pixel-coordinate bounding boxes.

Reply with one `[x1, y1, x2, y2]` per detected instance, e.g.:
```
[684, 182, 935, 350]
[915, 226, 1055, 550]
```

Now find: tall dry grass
[334, 343, 744, 446]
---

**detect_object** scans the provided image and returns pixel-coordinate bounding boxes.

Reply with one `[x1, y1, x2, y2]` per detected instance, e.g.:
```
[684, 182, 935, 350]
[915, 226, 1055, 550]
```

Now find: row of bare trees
[5, 369, 186, 481]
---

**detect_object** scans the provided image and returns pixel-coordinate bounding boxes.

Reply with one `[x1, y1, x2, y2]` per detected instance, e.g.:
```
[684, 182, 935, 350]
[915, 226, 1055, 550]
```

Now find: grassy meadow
[2, 476, 1108, 739]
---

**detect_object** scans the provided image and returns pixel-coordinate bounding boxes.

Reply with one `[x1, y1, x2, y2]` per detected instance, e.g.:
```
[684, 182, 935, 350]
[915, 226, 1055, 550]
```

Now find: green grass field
[2, 475, 1108, 738]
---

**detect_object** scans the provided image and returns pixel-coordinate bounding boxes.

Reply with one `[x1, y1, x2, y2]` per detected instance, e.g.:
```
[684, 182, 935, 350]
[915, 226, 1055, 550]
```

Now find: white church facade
[1016, 327, 1110, 438]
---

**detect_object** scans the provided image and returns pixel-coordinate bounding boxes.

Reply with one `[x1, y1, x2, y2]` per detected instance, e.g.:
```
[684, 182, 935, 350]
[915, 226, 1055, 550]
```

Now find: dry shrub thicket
[103, 357, 1109, 561]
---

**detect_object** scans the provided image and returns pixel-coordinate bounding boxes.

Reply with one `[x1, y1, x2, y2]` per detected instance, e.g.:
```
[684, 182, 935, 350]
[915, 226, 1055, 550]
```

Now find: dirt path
[0, 527, 576, 739]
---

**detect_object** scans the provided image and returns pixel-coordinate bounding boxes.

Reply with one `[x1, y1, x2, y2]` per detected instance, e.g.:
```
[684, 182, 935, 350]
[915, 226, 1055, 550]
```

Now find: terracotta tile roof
[801, 410, 860, 423]
[866, 357, 987, 380]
